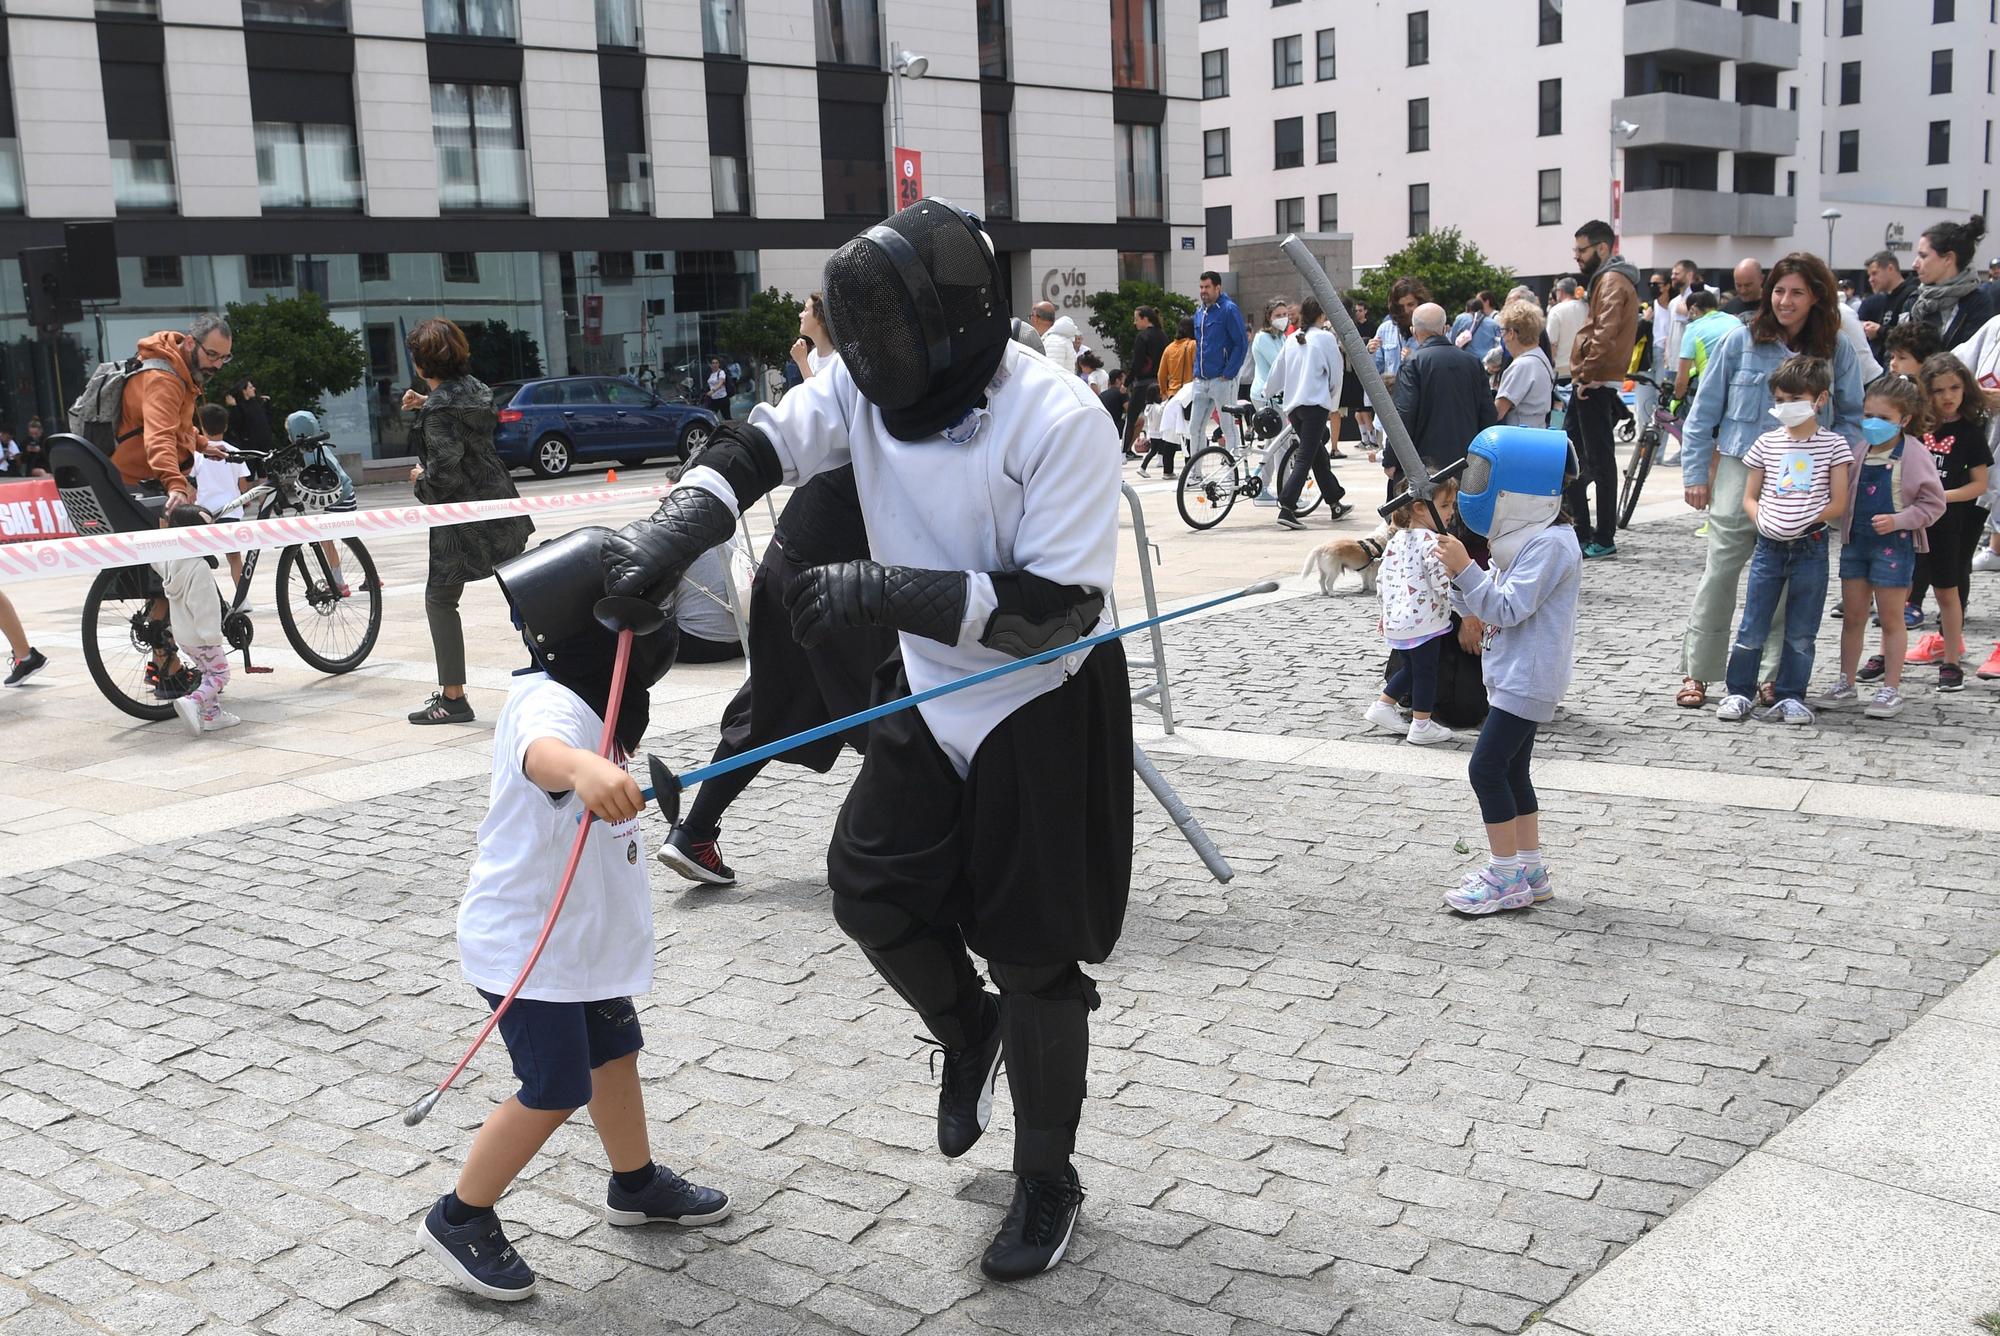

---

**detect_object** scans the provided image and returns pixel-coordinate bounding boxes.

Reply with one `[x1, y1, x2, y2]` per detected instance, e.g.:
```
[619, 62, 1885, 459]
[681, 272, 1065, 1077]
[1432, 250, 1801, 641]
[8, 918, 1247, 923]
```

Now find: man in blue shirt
[1189, 271, 1248, 458]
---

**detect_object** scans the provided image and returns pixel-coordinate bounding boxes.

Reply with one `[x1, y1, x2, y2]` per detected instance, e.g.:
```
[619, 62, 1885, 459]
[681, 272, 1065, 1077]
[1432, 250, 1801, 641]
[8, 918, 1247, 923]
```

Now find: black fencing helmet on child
[821, 197, 1011, 442]
[495, 526, 678, 754]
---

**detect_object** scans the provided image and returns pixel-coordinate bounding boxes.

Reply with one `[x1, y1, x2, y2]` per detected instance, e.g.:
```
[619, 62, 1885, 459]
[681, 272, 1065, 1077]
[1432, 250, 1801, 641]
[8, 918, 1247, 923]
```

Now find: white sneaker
[1406, 718, 1455, 746]
[201, 705, 242, 733]
[1716, 693, 1754, 722]
[1660, 448, 1682, 467]
[1863, 686, 1904, 719]
[172, 695, 204, 738]
[1973, 546, 2000, 572]
[1811, 678, 1861, 710]
[1363, 699, 1406, 734]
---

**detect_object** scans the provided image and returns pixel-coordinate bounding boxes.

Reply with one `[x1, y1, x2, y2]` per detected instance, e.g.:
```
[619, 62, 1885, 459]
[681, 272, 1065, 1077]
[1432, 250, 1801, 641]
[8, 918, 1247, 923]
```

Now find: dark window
[1112, 0, 1160, 90]
[424, 0, 516, 38]
[1537, 168, 1560, 225]
[1200, 0, 1224, 17]
[1790, 86, 1799, 110]
[102, 61, 176, 213]
[1734, 154, 1775, 193]
[443, 252, 480, 282]
[249, 68, 363, 211]
[1115, 121, 1162, 218]
[1407, 10, 1428, 66]
[1927, 187, 1949, 206]
[1935, 0, 1954, 18]
[1841, 0, 1861, 35]
[1204, 127, 1230, 177]
[1840, 61, 1860, 103]
[1837, 128, 1859, 172]
[982, 110, 1013, 218]
[820, 96, 885, 216]
[247, 254, 295, 288]
[1316, 110, 1336, 163]
[816, 0, 880, 65]
[359, 253, 389, 282]
[706, 90, 747, 215]
[1408, 182, 1429, 236]
[1737, 67, 1778, 106]
[702, 0, 742, 55]
[1317, 191, 1337, 231]
[1119, 252, 1163, 285]
[977, 0, 1005, 77]
[1538, 0, 1561, 44]
[431, 82, 527, 211]
[244, 0, 348, 26]
[597, 251, 635, 282]
[1275, 196, 1303, 233]
[1538, 79, 1560, 136]
[1932, 48, 1953, 93]
[1273, 0, 1298, 5]
[1407, 97, 1428, 153]
[1929, 119, 1951, 163]
[1786, 169, 1796, 195]
[1988, 118, 1993, 164]
[1205, 204, 1232, 250]
[1315, 28, 1335, 80]
[142, 256, 182, 287]
[1273, 116, 1303, 169]
[1203, 49, 1228, 99]
[604, 85, 651, 216]
[1272, 35, 1300, 87]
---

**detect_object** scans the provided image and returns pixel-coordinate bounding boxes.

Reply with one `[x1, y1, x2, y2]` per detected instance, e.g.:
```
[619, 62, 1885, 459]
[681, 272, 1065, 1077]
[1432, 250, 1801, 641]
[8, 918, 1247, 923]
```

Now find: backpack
[68, 357, 180, 455]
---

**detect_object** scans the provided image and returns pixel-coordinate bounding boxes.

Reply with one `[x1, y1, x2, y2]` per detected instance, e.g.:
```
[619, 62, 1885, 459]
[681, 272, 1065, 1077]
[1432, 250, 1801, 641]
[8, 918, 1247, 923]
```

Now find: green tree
[1348, 227, 1516, 327]
[1086, 281, 1198, 368]
[215, 292, 366, 419]
[462, 320, 543, 384]
[717, 287, 803, 371]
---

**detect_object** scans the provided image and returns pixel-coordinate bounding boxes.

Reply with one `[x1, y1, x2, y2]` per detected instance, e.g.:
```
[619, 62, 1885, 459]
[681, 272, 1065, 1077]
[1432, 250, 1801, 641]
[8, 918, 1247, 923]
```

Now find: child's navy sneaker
[604, 1165, 731, 1227]
[419, 1196, 535, 1301]
[1904, 603, 1924, 631]
[1855, 653, 1886, 682]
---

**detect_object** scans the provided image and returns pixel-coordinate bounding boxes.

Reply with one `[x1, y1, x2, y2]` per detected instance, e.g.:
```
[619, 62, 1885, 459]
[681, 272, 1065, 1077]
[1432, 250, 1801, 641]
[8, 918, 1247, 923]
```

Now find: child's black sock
[612, 1163, 658, 1193]
[441, 1191, 490, 1226]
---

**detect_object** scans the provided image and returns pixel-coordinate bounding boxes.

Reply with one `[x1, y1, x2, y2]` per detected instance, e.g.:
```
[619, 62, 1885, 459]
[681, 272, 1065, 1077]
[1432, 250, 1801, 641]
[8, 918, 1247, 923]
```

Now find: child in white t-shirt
[1363, 479, 1461, 746]
[190, 404, 251, 586]
[420, 530, 728, 1303]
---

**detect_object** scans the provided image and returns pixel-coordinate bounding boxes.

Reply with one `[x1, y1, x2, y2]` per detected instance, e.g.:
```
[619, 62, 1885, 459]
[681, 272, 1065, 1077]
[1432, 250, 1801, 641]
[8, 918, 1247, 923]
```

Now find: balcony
[1737, 193, 1796, 238]
[1738, 13, 1799, 69]
[1623, 187, 1796, 238]
[1739, 103, 1798, 157]
[1611, 93, 1797, 156]
[1624, 0, 1740, 62]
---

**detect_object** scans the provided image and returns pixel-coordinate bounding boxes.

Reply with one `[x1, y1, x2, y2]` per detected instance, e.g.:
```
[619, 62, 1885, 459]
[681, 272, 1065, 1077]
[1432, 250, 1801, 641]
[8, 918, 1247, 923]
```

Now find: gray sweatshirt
[1447, 525, 1581, 723]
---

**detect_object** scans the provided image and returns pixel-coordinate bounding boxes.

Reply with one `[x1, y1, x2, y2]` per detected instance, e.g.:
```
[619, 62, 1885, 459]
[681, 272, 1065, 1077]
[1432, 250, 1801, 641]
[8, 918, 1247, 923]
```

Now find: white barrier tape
[0, 484, 674, 584]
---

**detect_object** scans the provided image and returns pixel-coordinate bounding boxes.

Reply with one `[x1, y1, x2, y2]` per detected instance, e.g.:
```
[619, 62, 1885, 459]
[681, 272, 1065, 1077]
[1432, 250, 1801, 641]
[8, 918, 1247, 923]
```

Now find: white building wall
[1010, 0, 1110, 93]
[642, 0, 701, 58]
[163, 26, 264, 218]
[523, 48, 610, 218]
[9, 15, 115, 218]
[1014, 88, 1115, 224]
[745, 62, 824, 220]
[649, 56, 711, 221]
[354, 37, 440, 217]
[159, 0, 242, 25]
[349, 0, 425, 39]
[895, 77, 984, 209]
[745, 0, 815, 69]
[519, 0, 599, 51]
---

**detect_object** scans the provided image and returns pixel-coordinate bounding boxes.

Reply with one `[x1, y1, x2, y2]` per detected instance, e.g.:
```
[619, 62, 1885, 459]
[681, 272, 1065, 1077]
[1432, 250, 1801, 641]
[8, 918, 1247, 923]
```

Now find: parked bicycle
[1176, 402, 1325, 531]
[1616, 373, 1682, 530]
[49, 434, 383, 722]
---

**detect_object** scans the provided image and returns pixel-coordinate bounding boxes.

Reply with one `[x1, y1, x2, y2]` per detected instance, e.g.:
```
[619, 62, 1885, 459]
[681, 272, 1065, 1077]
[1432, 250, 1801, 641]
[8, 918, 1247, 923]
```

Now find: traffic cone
[606, 469, 619, 483]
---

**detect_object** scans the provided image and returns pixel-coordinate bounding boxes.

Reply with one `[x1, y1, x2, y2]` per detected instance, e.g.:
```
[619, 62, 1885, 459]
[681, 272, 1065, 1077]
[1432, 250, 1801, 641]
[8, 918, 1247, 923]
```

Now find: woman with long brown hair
[1674, 252, 1865, 710]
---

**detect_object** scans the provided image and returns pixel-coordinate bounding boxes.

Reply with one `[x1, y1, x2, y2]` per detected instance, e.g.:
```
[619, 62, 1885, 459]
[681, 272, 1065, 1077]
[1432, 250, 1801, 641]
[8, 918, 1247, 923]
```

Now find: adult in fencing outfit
[599, 198, 1131, 1282]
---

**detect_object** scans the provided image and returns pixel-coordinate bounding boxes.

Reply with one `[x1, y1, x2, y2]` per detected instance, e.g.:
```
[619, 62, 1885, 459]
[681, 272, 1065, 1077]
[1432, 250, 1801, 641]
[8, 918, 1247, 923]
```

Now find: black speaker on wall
[62, 221, 121, 303]
[19, 247, 82, 330]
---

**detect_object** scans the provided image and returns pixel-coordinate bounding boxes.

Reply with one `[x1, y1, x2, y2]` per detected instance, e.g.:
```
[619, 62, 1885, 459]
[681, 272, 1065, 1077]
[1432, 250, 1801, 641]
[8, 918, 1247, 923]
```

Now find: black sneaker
[4, 648, 47, 687]
[980, 1166, 1085, 1281]
[409, 692, 475, 725]
[926, 1002, 1002, 1159]
[1856, 654, 1886, 682]
[418, 1197, 535, 1302]
[1328, 501, 1354, 520]
[604, 1164, 731, 1227]
[1276, 513, 1306, 531]
[657, 826, 736, 886]
[1939, 661, 1966, 693]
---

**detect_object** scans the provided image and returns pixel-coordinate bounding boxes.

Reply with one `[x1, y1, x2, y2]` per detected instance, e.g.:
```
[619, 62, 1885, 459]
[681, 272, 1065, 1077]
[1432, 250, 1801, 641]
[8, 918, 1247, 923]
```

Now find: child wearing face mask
[1714, 356, 1850, 725]
[1817, 375, 1947, 717]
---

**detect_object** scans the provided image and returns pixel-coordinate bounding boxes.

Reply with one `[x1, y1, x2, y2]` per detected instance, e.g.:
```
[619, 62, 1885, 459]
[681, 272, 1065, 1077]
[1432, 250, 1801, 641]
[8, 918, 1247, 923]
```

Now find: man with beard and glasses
[597, 198, 1132, 1282]
[1565, 220, 1642, 559]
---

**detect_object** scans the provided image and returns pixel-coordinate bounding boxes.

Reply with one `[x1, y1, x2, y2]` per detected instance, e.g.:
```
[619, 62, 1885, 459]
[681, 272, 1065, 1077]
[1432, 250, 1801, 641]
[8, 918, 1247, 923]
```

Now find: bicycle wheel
[81, 566, 187, 722]
[1276, 442, 1325, 518]
[1177, 447, 1243, 531]
[276, 538, 382, 674]
[1617, 432, 1657, 530]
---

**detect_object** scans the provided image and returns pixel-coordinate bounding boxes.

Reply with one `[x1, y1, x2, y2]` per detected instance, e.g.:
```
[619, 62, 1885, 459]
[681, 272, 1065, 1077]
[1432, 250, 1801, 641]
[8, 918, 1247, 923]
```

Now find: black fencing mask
[822, 197, 1011, 442]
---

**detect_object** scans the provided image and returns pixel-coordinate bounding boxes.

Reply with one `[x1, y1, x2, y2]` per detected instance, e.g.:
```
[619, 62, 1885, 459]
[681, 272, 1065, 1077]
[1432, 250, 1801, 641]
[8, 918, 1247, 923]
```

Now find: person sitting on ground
[1363, 479, 1462, 746]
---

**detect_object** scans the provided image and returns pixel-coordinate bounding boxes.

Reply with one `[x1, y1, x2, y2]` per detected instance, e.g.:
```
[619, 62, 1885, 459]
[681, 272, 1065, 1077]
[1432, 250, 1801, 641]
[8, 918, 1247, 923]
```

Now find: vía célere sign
[0, 479, 77, 543]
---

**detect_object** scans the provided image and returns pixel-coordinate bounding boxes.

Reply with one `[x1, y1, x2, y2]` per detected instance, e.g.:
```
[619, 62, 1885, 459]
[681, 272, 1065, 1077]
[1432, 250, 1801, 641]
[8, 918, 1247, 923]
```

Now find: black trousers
[1122, 379, 1158, 455]
[1565, 384, 1621, 548]
[1279, 405, 1343, 516]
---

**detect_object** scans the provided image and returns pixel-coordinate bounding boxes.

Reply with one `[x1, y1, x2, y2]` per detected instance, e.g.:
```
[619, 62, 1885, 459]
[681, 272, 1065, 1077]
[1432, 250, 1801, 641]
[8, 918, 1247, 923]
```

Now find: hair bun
[1967, 214, 1988, 246]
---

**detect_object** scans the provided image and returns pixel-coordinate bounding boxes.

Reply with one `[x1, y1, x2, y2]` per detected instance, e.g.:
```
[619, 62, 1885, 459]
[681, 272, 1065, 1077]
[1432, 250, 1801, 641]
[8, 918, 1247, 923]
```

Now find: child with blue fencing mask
[1433, 426, 1583, 915]
[286, 410, 360, 596]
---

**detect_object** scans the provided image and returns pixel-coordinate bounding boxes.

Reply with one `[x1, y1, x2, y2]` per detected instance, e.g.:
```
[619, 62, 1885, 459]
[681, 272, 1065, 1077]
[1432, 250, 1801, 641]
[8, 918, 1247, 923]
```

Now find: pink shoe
[1905, 631, 1946, 665]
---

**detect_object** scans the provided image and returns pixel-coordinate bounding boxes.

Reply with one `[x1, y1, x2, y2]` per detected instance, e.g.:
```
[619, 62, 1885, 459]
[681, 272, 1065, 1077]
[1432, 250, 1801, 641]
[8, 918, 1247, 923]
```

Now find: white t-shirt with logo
[458, 674, 653, 1003]
[190, 444, 249, 514]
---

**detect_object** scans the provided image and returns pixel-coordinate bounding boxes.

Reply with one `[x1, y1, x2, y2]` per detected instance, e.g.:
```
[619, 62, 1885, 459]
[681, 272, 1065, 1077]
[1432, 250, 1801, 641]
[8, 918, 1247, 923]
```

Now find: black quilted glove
[602, 486, 738, 613]
[785, 561, 968, 649]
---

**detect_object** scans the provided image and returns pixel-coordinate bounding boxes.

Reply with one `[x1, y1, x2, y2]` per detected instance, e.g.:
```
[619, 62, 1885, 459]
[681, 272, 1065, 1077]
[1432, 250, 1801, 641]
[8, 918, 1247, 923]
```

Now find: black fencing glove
[602, 486, 738, 614]
[785, 561, 968, 649]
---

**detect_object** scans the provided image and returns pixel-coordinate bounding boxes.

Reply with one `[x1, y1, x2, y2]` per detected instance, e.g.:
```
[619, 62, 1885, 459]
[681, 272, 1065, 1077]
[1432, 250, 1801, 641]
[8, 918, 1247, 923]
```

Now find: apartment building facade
[0, 0, 1202, 457]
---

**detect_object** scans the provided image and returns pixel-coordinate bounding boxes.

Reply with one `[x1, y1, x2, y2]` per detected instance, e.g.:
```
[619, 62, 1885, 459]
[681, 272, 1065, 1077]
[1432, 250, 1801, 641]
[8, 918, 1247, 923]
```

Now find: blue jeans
[1188, 377, 1242, 456]
[1725, 531, 1829, 703]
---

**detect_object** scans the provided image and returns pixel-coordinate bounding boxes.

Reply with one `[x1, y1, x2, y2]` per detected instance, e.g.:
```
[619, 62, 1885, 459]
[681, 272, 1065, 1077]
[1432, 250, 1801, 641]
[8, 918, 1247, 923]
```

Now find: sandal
[1676, 677, 1707, 708]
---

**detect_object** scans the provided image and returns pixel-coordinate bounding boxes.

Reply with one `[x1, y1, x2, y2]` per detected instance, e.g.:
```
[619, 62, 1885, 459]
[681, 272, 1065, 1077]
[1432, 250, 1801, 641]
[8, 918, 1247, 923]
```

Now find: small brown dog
[1300, 522, 1389, 595]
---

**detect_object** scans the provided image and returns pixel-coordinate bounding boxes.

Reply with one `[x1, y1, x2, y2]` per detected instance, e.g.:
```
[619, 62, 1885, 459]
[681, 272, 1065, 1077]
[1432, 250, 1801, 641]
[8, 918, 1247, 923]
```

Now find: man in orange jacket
[111, 315, 234, 510]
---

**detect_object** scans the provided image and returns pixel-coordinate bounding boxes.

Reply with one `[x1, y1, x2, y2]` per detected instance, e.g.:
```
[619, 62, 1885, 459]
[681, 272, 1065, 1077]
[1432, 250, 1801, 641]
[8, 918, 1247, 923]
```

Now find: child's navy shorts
[476, 991, 644, 1110]
[1838, 529, 1915, 588]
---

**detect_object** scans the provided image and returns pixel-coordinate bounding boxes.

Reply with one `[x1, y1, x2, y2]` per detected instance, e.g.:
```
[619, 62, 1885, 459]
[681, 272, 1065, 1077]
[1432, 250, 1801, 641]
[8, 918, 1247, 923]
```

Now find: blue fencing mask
[1456, 426, 1573, 568]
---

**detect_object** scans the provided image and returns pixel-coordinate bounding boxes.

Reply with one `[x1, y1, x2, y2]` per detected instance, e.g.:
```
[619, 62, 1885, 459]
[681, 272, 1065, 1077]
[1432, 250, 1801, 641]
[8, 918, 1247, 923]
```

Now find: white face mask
[1271, 317, 1290, 332]
[1769, 401, 1818, 429]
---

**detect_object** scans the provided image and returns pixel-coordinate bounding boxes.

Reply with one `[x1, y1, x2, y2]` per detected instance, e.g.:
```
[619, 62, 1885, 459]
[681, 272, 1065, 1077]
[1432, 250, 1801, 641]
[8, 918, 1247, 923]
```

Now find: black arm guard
[980, 572, 1105, 658]
[602, 485, 739, 613]
[785, 561, 968, 649]
[688, 420, 785, 509]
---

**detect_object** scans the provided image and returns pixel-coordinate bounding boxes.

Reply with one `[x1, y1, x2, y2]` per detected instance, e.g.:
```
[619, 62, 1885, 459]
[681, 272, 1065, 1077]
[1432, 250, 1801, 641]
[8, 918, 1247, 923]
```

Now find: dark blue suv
[490, 376, 719, 478]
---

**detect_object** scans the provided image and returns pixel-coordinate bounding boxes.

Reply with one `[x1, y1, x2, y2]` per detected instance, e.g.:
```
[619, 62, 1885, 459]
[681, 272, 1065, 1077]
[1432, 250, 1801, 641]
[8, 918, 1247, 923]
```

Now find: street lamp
[1610, 119, 1640, 240]
[1821, 207, 1842, 265]
[888, 43, 928, 159]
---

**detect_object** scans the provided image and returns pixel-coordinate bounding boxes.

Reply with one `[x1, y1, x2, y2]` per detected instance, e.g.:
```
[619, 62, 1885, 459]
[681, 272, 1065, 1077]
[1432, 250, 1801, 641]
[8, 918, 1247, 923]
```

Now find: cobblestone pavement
[5, 512, 1999, 1336]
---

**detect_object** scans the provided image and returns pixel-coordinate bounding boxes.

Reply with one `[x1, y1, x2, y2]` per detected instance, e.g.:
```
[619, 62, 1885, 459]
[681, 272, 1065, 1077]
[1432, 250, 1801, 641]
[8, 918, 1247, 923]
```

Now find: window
[1119, 252, 1163, 285]
[1112, 0, 1160, 90]
[1272, 35, 1301, 87]
[703, 0, 743, 55]
[604, 85, 651, 215]
[1115, 121, 1162, 218]
[1407, 97, 1428, 153]
[1273, 116, 1303, 169]
[1837, 128, 1859, 172]
[817, 0, 879, 65]
[359, 253, 389, 282]
[1316, 110, 1336, 163]
[596, 0, 638, 46]
[982, 110, 1013, 218]
[977, 0, 1005, 78]
[1273, 0, 1298, 5]
[1407, 10, 1428, 66]
[102, 61, 176, 213]
[1408, 182, 1430, 236]
[1275, 196, 1304, 234]
[1537, 168, 1560, 225]
[97, 0, 159, 15]
[424, 0, 516, 38]
[1927, 187, 1949, 206]
[1203, 49, 1228, 99]
[1840, 60, 1860, 103]
[142, 256, 182, 287]
[1200, 0, 1224, 17]
[1317, 192, 1337, 231]
[1929, 119, 1951, 163]
[1315, 28, 1335, 80]
[1537, 0, 1560, 44]
[255, 122, 362, 210]
[1841, 0, 1861, 35]
[1787, 169, 1796, 196]
[821, 96, 886, 215]
[1205, 204, 1232, 251]
[1935, 0, 1954, 17]
[1932, 49, 1953, 93]
[705, 90, 746, 214]
[1734, 154, 1775, 193]
[242, 0, 348, 27]
[1538, 79, 1560, 137]
[431, 82, 528, 210]
[247, 254, 295, 288]
[1203, 127, 1231, 177]
[443, 252, 480, 283]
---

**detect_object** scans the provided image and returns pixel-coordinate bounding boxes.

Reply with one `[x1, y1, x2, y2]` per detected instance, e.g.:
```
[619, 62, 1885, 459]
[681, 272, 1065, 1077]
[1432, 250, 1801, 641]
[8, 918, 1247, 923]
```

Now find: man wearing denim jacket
[1188, 271, 1248, 459]
[1677, 256, 1865, 707]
